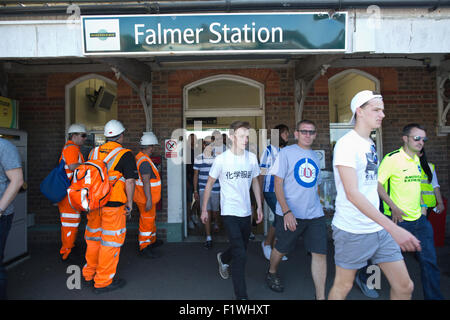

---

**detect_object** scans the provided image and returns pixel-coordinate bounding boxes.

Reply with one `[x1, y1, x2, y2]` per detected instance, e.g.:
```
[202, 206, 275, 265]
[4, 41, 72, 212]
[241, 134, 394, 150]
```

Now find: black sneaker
[139, 247, 162, 259]
[266, 272, 284, 293]
[204, 240, 213, 249]
[83, 279, 94, 288]
[94, 278, 126, 294]
[149, 239, 164, 249]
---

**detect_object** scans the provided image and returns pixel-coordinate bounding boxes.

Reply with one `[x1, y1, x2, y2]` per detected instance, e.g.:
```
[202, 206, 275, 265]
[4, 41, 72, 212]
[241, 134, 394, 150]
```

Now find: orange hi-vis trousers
[58, 195, 81, 260]
[137, 203, 157, 250]
[82, 206, 127, 288]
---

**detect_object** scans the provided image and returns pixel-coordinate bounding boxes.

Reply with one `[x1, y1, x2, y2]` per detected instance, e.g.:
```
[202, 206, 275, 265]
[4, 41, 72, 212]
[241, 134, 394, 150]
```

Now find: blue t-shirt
[0, 138, 22, 215]
[270, 144, 323, 220]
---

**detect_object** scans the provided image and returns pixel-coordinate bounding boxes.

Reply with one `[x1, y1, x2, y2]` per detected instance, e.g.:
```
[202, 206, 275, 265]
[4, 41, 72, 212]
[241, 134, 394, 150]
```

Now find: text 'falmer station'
[134, 22, 284, 45]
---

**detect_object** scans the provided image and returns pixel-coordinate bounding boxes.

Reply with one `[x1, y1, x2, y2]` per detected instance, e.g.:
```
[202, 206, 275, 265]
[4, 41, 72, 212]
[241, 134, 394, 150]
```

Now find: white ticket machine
[0, 128, 28, 264]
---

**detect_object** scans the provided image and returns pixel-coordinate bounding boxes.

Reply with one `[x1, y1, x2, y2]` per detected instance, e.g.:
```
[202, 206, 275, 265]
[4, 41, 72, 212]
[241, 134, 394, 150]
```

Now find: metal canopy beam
[294, 55, 343, 123]
[98, 57, 153, 132]
[437, 60, 450, 135]
[98, 57, 152, 83]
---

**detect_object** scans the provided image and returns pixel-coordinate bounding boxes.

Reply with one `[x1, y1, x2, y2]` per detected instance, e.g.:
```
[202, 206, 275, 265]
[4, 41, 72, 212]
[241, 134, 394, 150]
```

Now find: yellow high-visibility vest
[421, 162, 436, 208]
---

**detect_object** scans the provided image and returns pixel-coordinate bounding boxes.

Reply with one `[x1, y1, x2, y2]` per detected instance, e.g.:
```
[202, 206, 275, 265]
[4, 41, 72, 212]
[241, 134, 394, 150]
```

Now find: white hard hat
[140, 132, 158, 146]
[104, 120, 125, 137]
[67, 123, 87, 134]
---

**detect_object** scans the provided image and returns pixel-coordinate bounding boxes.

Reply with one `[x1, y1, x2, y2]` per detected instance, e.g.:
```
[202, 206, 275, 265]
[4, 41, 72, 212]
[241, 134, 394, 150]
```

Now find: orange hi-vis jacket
[88, 141, 131, 206]
[59, 141, 84, 180]
[134, 151, 161, 204]
[58, 140, 84, 260]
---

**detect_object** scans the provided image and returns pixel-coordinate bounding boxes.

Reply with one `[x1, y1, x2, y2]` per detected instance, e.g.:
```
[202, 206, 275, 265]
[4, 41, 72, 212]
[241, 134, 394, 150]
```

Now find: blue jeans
[398, 215, 444, 300]
[221, 215, 252, 300]
[0, 213, 14, 300]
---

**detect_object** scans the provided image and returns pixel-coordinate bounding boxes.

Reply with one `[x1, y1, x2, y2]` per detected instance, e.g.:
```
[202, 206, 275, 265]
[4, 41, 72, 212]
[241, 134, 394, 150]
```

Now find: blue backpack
[40, 159, 71, 204]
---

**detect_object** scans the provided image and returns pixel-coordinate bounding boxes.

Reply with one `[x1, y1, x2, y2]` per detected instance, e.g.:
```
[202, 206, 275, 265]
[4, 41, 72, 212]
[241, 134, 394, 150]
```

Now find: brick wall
[7, 65, 450, 243]
[308, 67, 449, 199]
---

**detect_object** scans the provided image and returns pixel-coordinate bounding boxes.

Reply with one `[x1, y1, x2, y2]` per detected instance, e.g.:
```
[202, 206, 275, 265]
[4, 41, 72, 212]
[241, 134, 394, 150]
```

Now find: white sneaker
[217, 252, 229, 279]
[261, 241, 272, 260]
[282, 255, 288, 261]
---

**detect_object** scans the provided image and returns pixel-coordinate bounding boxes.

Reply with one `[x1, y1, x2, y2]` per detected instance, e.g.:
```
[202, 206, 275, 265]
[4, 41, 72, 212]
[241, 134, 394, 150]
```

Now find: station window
[66, 75, 118, 154]
[185, 75, 263, 110]
[328, 69, 381, 154]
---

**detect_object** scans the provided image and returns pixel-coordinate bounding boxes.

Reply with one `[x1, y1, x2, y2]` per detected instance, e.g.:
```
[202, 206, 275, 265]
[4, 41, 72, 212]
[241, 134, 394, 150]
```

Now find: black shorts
[274, 215, 327, 255]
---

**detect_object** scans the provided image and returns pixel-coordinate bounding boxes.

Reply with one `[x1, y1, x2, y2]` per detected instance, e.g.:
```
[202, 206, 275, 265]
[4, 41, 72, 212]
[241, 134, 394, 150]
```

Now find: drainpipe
[0, 0, 448, 15]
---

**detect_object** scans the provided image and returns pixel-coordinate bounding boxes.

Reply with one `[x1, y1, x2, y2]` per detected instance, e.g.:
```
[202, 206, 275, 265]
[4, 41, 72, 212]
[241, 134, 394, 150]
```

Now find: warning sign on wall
[0, 96, 18, 129]
[165, 139, 178, 158]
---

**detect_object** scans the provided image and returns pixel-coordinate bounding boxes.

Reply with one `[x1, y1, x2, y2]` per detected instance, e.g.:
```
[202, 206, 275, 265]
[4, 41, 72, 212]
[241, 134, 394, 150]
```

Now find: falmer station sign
[82, 12, 347, 55]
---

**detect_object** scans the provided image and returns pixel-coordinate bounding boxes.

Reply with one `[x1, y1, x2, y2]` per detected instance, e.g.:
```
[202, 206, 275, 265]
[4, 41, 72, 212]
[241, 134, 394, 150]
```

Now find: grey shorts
[274, 215, 328, 255]
[199, 190, 220, 212]
[332, 226, 404, 270]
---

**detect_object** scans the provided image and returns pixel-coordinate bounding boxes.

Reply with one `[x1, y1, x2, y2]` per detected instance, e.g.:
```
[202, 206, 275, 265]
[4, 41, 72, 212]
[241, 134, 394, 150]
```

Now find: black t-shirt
[114, 151, 138, 180]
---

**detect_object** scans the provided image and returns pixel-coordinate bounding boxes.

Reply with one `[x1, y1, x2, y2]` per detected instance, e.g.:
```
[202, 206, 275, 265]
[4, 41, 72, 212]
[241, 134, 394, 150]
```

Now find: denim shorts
[199, 190, 220, 212]
[332, 226, 403, 270]
[263, 192, 277, 226]
[275, 215, 327, 255]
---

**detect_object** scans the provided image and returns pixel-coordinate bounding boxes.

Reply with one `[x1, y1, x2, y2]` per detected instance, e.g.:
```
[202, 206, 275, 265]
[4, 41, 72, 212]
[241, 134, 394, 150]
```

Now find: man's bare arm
[337, 165, 421, 252]
[0, 168, 24, 213]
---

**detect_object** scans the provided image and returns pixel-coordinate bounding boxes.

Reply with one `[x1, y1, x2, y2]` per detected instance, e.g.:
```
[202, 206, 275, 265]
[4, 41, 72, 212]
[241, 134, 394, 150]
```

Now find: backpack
[67, 147, 124, 212]
[40, 159, 71, 204]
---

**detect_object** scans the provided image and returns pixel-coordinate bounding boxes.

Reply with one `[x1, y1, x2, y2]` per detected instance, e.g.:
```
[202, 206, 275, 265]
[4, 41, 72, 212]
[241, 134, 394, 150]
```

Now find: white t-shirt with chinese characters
[332, 130, 383, 234]
[209, 149, 260, 217]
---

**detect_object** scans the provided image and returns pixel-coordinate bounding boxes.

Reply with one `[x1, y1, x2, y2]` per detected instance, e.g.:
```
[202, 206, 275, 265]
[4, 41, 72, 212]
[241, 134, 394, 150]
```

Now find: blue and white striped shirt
[193, 153, 220, 193]
[259, 144, 280, 193]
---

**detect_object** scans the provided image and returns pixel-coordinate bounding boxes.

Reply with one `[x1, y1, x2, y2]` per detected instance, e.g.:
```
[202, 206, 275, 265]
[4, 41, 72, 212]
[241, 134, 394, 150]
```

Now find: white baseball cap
[349, 90, 383, 125]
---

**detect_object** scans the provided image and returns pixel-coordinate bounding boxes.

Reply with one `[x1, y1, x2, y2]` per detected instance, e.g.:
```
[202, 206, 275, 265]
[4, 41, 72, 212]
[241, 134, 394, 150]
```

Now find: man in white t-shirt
[201, 121, 263, 300]
[328, 90, 421, 300]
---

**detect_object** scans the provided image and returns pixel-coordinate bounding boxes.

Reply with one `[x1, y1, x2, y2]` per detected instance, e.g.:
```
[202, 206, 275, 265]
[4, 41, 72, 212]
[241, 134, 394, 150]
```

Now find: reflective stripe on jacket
[134, 151, 161, 204]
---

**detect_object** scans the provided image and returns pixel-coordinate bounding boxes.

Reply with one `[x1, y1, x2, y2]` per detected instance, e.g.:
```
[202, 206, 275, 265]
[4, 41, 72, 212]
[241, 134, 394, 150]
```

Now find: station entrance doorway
[182, 75, 266, 242]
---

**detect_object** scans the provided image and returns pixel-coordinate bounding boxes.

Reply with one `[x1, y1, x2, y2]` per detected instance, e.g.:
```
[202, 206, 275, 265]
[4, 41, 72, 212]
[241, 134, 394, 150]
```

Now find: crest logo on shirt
[294, 158, 318, 188]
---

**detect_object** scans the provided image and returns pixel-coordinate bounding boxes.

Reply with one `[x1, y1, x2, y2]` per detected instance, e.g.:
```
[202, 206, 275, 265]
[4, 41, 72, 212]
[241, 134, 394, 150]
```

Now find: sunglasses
[410, 136, 428, 142]
[79, 133, 87, 138]
[297, 130, 316, 135]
